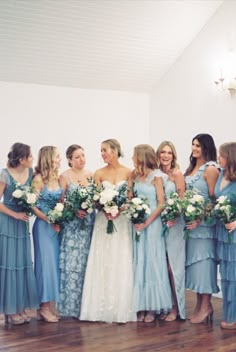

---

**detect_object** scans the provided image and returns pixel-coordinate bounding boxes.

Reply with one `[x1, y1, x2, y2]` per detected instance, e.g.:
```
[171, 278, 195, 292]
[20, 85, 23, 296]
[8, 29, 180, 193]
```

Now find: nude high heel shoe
[5, 314, 25, 325]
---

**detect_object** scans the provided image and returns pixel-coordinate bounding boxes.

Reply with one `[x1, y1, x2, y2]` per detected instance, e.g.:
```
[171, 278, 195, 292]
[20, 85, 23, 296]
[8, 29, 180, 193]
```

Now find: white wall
[150, 0, 236, 172]
[0, 81, 149, 172]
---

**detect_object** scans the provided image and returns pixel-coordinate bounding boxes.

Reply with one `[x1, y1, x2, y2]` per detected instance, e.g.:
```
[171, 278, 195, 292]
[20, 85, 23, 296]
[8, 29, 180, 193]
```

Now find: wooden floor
[0, 291, 236, 352]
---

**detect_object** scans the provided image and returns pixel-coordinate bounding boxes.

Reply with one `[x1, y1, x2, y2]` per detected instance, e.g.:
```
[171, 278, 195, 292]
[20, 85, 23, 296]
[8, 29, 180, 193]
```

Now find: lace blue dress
[133, 170, 172, 313]
[58, 182, 95, 318]
[215, 169, 236, 322]
[0, 168, 38, 314]
[33, 186, 62, 303]
[163, 178, 186, 319]
[185, 162, 219, 294]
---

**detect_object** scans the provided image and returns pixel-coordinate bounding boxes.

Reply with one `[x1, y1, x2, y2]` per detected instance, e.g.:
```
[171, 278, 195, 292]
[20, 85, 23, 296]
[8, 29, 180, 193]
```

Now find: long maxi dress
[80, 180, 136, 323]
[0, 168, 38, 315]
[33, 186, 62, 304]
[215, 169, 236, 323]
[58, 181, 95, 317]
[133, 170, 172, 314]
[163, 178, 186, 319]
[185, 162, 219, 295]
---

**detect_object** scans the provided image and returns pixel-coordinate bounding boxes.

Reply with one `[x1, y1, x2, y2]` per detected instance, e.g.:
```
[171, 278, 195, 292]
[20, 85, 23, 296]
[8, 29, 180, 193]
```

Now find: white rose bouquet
[161, 192, 182, 236]
[213, 195, 236, 243]
[12, 183, 38, 216]
[47, 202, 65, 225]
[123, 195, 151, 241]
[181, 188, 206, 239]
[96, 182, 128, 234]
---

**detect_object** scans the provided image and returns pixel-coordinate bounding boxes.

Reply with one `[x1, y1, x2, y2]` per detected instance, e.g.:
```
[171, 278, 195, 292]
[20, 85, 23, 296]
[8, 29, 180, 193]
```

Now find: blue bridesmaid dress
[33, 186, 62, 304]
[0, 168, 38, 314]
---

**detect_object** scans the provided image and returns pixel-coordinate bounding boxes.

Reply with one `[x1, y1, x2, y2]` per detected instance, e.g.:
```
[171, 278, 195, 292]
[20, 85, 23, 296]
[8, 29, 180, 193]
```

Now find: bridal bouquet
[161, 192, 182, 237]
[123, 195, 151, 241]
[181, 188, 206, 239]
[47, 202, 65, 225]
[213, 195, 236, 243]
[63, 178, 97, 229]
[96, 182, 128, 234]
[12, 183, 38, 216]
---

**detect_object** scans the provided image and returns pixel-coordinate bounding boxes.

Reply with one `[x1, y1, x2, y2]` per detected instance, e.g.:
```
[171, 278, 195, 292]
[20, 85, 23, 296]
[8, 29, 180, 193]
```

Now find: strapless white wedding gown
[80, 181, 137, 323]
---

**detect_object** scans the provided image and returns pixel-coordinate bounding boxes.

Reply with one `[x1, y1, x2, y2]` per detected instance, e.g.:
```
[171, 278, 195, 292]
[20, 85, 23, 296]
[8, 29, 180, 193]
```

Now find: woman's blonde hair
[102, 139, 123, 158]
[34, 146, 58, 183]
[133, 144, 158, 177]
[156, 141, 179, 170]
[219, 142, 236, 181]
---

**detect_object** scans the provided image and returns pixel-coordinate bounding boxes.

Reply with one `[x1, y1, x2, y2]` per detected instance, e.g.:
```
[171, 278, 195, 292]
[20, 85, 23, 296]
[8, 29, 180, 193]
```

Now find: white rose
[87, 207, 93, 214]
[132, 197, 142, 205]
[167, 199, 174, 206]
[55, 203, 64, 212]
[145, 208, 151, 214]
[133, 213, 138, 218]
[93, 194, 100, 201]
[218, 196, 227, 204]
[136, 205, 142, 211]
[12, 189, 23, 198]
[186, 205, 196, 213]
[81, 202, 88, 209]
[26, 193, 37, 204]
[192, 194, 204, 203]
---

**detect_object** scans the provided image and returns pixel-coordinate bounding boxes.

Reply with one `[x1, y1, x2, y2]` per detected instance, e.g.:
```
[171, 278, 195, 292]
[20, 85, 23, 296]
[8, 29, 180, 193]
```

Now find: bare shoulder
[205, 165, 219, 176]
[60, 169, 70, 179]
[172, 168, 184, 180]
[32, 173, 44, 189]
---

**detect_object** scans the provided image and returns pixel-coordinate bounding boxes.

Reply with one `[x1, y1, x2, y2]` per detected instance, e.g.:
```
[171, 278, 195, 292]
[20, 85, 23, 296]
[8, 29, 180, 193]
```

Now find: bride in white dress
[80, 139, 136, 323]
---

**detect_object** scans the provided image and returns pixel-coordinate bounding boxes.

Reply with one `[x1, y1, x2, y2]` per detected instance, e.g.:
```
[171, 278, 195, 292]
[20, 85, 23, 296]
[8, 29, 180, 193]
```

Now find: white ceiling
[0, 0, 223, 92]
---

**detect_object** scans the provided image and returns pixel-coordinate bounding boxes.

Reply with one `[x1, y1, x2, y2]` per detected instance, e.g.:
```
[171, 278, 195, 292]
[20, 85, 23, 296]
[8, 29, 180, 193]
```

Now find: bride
[80, 139, 136, 323]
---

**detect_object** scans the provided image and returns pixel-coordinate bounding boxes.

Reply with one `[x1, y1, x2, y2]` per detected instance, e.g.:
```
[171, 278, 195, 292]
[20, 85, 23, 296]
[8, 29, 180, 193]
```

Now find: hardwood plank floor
[0, 291, 236, 352]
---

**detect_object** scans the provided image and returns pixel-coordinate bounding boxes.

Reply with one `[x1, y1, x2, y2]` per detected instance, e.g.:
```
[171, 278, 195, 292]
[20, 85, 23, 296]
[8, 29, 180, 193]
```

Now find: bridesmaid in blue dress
[184, 134, 219, 324]
[32, 146, 62, 323]
[156, 141, 186, 321]
[58, 145, 95, 318]
[131, 144, 172, 323]
[0, 143, 38, 325]
[215, 142, 236, 330]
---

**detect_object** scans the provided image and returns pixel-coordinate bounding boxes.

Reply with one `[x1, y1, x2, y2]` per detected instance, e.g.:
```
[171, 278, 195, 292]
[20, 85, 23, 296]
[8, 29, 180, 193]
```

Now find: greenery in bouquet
[123, 194, 151, 241]
[96, 182, 128, 234]
[181, 188, 206, 239]
[161, 192, 182, 237]
[213, 194, 236, 243]
[12, 183, 38, 216]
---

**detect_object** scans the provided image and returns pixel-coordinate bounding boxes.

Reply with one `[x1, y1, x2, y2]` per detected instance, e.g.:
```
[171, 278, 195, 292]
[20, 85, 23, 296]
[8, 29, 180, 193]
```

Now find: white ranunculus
[186, 205, 196, 213]
[55, 203, 64, 212]
[12, 189, 23, 198]
[26, 193, 37, 204]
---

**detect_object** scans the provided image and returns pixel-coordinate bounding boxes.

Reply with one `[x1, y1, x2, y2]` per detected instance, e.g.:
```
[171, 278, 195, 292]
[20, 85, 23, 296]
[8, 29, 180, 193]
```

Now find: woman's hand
[14, 212, 29, 222]
[51, 224, 60, 233]
[77, 209, 87, 219]
[105, 212, 120, 220]
[225, 220, 236, 232]
[134, 221, 149, 232]
[185, 220, 200, 230]
[167, 219, 177, 228]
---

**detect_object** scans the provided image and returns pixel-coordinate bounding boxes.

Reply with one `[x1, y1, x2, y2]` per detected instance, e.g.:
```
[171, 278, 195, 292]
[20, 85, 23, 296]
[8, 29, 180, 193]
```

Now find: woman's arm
[31, 175, 48, 222]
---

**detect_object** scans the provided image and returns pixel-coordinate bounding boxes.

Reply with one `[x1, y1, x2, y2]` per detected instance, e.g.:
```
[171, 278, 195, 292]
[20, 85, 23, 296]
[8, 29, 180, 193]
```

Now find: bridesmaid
[156, 141, 186, 321]
[215, 142, 236, 329]
[131, 144, 172, 322]
[32, 146, 62, 323]
[58, 144, 95, 318]
[0, 143, 38, 325]
[184, 133, 219, 323]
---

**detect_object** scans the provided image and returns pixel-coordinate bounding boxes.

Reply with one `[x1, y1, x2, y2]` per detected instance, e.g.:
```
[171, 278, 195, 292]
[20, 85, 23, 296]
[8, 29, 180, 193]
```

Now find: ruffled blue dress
[58, 182, 95, 317]
[185, 162, 219, 294]
[163, 178, 186, 319]
[0, 168, 38, 314]
[133, 170, 172, 313]
[215, 169, 236, 322]
[33, 186, 62, 303]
